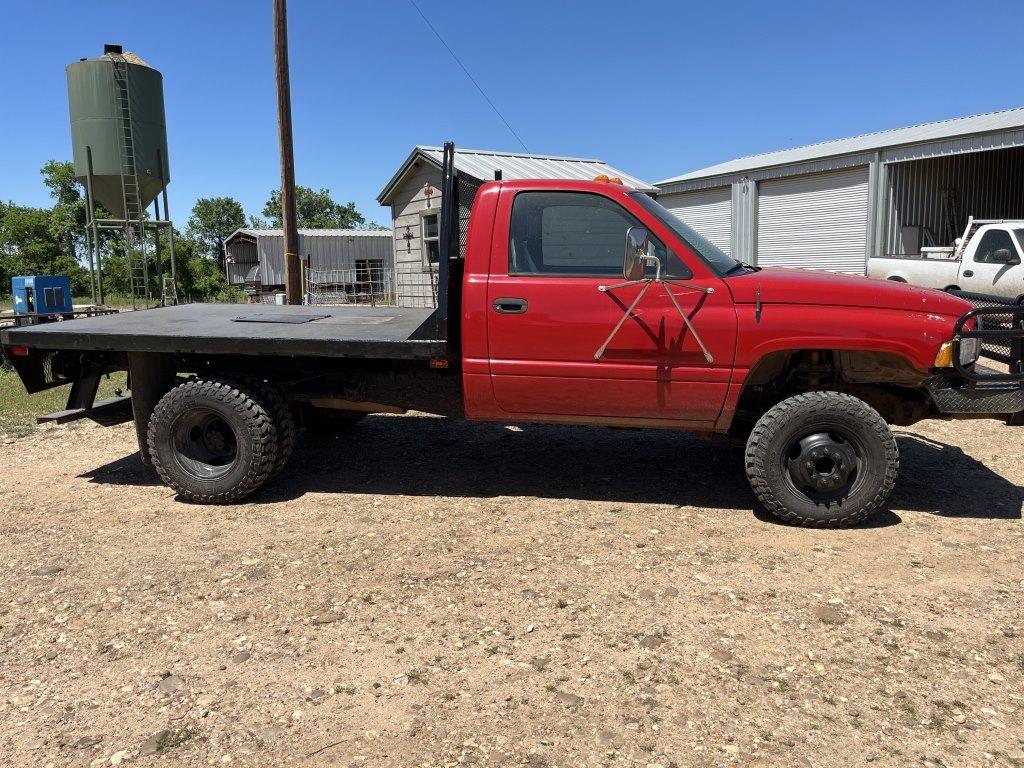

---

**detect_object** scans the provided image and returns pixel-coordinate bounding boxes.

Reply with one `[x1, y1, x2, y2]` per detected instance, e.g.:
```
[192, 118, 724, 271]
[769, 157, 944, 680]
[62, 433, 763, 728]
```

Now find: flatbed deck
[0, 303, 446, 360]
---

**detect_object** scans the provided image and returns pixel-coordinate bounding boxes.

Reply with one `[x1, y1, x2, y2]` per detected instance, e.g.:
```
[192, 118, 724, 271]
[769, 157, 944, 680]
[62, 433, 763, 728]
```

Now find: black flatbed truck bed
[0, 303, 446, 360]
[0, 143, 468, 501]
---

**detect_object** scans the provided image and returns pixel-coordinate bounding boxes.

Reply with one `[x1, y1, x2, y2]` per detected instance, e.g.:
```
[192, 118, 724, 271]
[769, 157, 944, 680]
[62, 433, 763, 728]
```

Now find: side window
[973, 229, 1017, 264]
[509, 191, 689, 277]
[421, 211, 440, 270]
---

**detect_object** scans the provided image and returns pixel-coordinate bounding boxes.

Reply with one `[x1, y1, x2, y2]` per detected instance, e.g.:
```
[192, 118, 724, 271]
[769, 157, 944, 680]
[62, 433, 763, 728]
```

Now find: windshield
[1016, 229, 1024, 254]
[629, 192, 740, 276]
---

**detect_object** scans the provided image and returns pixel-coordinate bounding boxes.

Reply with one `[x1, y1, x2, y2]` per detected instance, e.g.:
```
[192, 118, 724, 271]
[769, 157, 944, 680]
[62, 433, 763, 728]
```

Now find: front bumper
[926, 297, 1024, 419]
[926, 370, 1024, 416]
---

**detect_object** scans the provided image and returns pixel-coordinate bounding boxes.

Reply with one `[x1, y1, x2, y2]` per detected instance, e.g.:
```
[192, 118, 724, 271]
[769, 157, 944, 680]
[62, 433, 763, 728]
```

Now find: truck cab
[953, 222, 1024, 296]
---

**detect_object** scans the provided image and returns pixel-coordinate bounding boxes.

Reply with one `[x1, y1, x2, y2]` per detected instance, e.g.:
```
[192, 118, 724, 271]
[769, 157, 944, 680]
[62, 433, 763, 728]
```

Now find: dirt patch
[0, 414, 1022, 767]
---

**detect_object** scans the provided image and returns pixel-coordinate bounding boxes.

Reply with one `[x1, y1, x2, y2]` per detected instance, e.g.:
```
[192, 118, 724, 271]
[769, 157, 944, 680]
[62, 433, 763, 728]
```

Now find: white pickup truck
[869, 219, 1024, 298]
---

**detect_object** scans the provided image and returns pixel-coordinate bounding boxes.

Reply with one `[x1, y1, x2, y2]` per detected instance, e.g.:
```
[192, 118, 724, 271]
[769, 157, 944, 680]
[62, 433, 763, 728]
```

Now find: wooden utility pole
[274, 0, 301, 304]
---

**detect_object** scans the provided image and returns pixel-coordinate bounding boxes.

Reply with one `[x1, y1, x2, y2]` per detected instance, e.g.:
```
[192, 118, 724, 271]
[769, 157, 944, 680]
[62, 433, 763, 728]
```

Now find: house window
[421, 211, 440, 270]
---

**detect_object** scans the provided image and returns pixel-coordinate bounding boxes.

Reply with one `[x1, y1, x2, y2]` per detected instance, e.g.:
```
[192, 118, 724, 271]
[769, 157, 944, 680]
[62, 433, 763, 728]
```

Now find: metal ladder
[110, 54, 151, 309]
[161, 275, 178, 306]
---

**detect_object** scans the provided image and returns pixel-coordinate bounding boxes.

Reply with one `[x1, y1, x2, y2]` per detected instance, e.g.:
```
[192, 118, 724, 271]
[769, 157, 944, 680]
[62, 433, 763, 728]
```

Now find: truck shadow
[80, 418, 1021, 522]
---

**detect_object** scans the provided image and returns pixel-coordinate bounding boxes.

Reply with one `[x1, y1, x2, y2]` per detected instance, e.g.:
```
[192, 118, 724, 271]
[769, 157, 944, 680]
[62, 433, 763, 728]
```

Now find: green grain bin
[67, 45, 170, 218]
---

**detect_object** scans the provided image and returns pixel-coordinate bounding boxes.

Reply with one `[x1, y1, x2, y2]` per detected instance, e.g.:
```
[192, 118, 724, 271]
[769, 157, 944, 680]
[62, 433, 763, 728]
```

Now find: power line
[407, 0, 529, 152]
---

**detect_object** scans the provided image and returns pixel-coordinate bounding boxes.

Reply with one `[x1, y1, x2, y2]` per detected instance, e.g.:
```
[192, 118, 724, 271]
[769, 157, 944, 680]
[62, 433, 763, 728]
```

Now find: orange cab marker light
[429, 358, 450, 369]
[7, 345, 30, 357]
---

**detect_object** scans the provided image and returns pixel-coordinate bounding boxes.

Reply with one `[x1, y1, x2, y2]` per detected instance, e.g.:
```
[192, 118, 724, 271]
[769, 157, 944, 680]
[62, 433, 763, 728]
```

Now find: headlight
[958, 337, 980, 366]
[934, 338, 980, 367]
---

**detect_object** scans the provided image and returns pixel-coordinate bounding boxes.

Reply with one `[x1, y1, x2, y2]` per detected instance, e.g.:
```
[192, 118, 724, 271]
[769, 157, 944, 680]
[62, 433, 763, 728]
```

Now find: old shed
[224, 228, 395, 303]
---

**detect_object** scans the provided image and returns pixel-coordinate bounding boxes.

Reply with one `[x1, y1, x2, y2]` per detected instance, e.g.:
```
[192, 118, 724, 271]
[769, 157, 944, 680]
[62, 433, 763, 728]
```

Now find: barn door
[757, 167, 869, 273]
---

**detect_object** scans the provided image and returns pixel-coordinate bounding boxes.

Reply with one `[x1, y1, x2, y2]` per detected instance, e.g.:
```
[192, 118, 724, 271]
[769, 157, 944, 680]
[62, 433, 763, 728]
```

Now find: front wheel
[744, 391, 898, 527]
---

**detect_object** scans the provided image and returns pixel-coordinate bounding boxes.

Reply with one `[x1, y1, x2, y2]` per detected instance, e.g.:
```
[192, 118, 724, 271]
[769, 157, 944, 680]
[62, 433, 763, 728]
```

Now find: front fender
[735, 304, 953, 373]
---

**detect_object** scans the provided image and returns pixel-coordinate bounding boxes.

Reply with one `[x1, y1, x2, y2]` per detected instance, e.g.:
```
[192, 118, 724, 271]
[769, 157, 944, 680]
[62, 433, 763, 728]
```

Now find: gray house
[377, 146, 655, 307]
[656, 107, 1024, 274]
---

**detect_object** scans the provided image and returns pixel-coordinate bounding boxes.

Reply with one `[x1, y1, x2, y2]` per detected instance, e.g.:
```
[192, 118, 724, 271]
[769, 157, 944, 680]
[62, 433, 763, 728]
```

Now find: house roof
[377, 145, 656, 203]
[225, 228, 391, 243]
[657, 106, 1024, 186]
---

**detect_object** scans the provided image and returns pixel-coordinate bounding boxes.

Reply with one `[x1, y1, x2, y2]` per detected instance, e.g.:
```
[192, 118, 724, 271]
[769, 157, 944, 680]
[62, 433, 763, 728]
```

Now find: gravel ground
[0, 414, 1022, 768]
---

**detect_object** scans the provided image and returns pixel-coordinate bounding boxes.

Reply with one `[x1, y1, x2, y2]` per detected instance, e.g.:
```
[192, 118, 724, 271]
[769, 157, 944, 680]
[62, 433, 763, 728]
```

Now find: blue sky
[1, 0, 1022, 227]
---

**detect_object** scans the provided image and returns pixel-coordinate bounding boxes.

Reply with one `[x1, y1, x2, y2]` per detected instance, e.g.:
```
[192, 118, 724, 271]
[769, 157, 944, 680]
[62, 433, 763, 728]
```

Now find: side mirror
[624, 226, 651, 280]
[992, 248, 1020, 265]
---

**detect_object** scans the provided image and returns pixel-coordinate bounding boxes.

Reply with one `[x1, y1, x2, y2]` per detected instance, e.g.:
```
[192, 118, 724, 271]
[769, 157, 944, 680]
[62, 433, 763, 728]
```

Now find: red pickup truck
[4, 144, 1022, 527]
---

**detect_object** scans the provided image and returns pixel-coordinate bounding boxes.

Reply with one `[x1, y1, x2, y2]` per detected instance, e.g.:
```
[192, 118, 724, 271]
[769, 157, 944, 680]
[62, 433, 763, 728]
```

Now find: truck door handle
[492, 297, 528, 314]
[963, 270, 974, 277]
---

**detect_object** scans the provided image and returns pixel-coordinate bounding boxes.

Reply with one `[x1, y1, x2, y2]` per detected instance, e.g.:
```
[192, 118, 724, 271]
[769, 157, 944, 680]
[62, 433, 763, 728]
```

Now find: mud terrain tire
[148, 378, 278, 503]
[744, 391, 898, 527]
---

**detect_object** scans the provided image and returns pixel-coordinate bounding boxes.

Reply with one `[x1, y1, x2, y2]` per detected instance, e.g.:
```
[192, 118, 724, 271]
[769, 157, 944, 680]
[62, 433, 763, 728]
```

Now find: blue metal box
[12, 275, 74, 316]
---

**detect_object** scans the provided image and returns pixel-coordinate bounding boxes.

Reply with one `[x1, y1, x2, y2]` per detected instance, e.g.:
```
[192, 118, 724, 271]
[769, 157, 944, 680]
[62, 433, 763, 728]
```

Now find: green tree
[186, 196, 246, 268]
[262, 186, 365, 229]
[40, 160, 81, 207]
[40, 161, 88, 279]
[0, 201, 89, 295]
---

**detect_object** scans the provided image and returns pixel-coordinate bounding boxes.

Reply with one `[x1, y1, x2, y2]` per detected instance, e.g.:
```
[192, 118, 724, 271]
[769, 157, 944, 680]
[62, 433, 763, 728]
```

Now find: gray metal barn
[656, 107, 1024, 273]
[224, 229, 394, 300]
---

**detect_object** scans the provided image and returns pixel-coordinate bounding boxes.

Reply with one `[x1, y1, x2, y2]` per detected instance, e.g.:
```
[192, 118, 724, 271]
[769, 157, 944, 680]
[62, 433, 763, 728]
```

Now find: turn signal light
[934, 341, 954, 367]
[6, 345, 29, 357]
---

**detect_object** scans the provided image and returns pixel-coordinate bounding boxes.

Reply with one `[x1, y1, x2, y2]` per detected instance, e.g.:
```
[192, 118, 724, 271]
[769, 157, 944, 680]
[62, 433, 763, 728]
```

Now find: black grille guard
[951, 302, 1024, 384]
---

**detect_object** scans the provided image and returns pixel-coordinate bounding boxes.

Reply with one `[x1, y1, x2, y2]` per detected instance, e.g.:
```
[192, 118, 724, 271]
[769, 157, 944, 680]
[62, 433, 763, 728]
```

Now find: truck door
[961, 227, 1024, 298]
[485, 189, 737, 425]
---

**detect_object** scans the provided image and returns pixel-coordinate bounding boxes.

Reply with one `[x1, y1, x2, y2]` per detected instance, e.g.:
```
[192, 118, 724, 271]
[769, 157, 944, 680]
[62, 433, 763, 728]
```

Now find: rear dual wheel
[744, 391, 899, 527]
[148, 377, 294, 503]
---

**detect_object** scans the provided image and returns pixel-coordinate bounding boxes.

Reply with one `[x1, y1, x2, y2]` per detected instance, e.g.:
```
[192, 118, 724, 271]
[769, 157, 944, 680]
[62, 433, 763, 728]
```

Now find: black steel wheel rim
[170, 408, 239, 481]
[782, 424, 864, 503]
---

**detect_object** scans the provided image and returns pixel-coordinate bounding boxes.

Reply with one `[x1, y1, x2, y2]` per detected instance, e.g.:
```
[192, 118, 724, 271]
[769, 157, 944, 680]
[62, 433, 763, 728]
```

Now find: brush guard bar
[952, 303, 1024, 383]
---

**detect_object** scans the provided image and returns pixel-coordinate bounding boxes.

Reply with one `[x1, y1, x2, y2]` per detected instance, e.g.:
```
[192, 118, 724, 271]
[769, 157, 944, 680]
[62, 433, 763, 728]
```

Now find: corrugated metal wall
[259, 233, 394, 286]
[659, 187, 733, 255]
[885, 146, 1024, 254]
[226, 240, 257, 284]
[757, 167, 870, 273]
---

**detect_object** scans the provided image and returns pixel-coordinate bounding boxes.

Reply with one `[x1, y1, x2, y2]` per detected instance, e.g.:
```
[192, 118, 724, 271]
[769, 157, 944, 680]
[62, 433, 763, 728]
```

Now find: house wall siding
[391, 162, 444, 308]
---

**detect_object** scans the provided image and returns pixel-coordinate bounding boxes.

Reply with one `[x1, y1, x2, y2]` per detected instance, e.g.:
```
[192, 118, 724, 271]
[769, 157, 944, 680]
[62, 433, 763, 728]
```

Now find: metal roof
[226, 228, 391, 243]
[657, 107, 1024, 186]
[377, 145, 655, 203]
